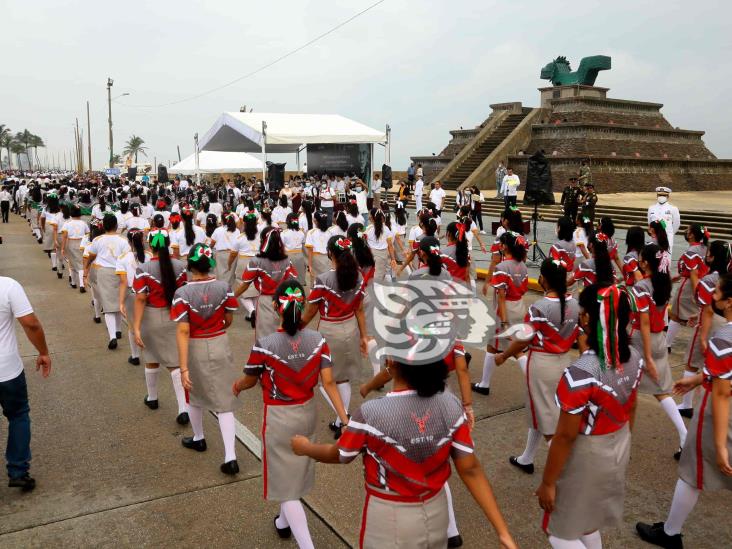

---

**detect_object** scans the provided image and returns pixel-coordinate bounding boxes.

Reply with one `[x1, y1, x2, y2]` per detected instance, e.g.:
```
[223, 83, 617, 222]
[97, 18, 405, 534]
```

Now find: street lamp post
[107, 78, 113, 168]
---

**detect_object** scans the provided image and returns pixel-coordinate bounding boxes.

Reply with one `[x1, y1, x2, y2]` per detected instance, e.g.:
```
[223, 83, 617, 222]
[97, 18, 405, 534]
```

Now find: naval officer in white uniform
[647, 186, 680, 254]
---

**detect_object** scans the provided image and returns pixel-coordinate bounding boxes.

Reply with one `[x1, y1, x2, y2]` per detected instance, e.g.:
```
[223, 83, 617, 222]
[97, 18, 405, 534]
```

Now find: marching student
[305, 210, 331, 283]
[648, 220, 671, 253]
[124, 203, 150, 235]
[666, 224, 710, 351]
[573, 215, 593, 261]
[301, 236, 368, 439]
[234, 227, 298, 338]
[40, 193, 61, 274]
[677, 240, 731, 417]
[228, 211, 260, 325]
[54, 205, 71, 280]
[171, 244, 240, 475]
[281, 213, 306, 286]
[233, 279, 348, 549]
[82, 219, 104, 319]
[409, 236, 452, 281]
[210, 213, 240, 286]
[570, 232, 615, 290]
[60, 205, 89, 291]
[116, 229, 151, 366]
[392, 201, 409, 270]
[292, 357, 517, 549]
[83, 213, 130, 349]
[328, 210, 349, 238]
[548, 217, 577, 273]
[365, 208, 397, 283]
[622, 226, 646, 287]
[396, 211, 436, 276]
[598, 216, 623, 272]
[171, 206, 206, 260]
[441, 222, 471, 284]
[474, 232, 529, 395]
[495, 258, 580, 474]
[630, 243, 687, 459]
[537, 284, 642, 549]
[636, 273, 732, 549]
[132, 228, 189, 425]
[271, 194, 292, 229]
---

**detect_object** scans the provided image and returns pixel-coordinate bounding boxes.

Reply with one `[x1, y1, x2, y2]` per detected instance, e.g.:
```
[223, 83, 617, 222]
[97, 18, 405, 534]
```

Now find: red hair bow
[335, 237, 352, 250]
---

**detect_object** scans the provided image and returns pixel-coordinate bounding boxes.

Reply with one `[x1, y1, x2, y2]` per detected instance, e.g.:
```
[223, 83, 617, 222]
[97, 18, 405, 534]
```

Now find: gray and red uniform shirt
[630, 276, 668, 333]
[308, 270, 364, 321]
[622, 250, 640, 286]
[491, 258, 528, 301]
[525, 296, 580, 353]
[703, 322, 732, 391]
[337, 389, 473, 502]
[549, 239, 577, 272]
[242, 257, 297, 296]
[171, 278, 238, 338]
[133, 258, 187, 307]
[244, 328, 331, 405]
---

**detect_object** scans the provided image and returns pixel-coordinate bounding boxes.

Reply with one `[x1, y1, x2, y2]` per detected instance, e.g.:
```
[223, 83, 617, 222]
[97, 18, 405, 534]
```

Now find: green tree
[0, 125, 11, 169]
[10, 140, 26, 169]
[111, 154, 122, 165]
[122, 135, 148, 163]
[29, 134, 45, 169]
[15, 129, 34, 170]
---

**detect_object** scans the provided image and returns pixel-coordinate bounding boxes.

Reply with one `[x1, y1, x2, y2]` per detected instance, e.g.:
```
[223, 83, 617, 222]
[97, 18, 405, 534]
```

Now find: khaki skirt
[311, 252, 330, 282]
[288, 250, 306, 286]
[319, 316, 362, 382]
[214, 250, 237, 287]
[684, 313, 726, 370]
[526, 350, 571, 434]
[262, 400, 317, 501]
[488, 298, 527, 350]
[188, 334, 239, 412]
[544, 423, 631, 539]
[42, 224, 56, 251]
[361, 488, 448, 549]
[372, 248, 389, 283]
[95, 267, 121, 313]
[65, 239, 84, 271]
[140, 305, 178, 368]
[671, 277, 696, 320]
[234, 256, 259, 299]
[631, 331, 673, 394]
[679, 387, 732, 491]
[255, 294, 279, 339]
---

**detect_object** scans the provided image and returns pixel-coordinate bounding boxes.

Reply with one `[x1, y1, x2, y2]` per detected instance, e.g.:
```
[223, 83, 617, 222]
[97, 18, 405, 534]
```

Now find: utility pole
[87, 101, 92, 172]
[76, 119, 83, 173]
[107, 77, 114, 168]
[177, 145, 181, 161]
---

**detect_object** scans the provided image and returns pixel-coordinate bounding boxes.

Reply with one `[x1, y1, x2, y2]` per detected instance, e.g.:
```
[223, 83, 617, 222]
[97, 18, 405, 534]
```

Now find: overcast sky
[2, 0, 730, 172]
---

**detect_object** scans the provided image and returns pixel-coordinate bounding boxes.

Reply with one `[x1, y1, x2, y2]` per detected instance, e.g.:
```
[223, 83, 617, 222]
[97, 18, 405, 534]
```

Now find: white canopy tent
[169, 150, 262, 175]
[197, 112, 390, 185]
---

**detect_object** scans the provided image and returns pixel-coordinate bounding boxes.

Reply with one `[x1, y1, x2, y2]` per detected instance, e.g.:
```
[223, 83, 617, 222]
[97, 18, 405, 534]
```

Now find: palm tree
[0, 125, 11, 169]
[111, 154, 122, 166]
[123, 135, 148, 163]
[15, 129, 34, 170]
[29, 134, 45, 169]
[10, 140, 26, 170]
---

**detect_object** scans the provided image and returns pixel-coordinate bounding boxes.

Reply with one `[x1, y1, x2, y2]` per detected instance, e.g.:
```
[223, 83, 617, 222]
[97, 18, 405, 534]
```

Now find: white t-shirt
[172, 225, 207, 257]
[501, 174, 520, 197]
[414, 179, 424, 196]
[0, 190, 11, 202]
[281, 229, 305, 252]
[272, 206, 292, 226]
[429, 188, 446, 210]
[346, 213, 364, 227]
[354, 191, 368, 215]
[573, 228, 588, 258]
[366, 224, 393, 250]
[208, 202, 224, 218]
[233, 233, 260, 258]
[210, 227, 240, 251]
[61, 219, 89, 240]
[125, 216, 150, 232]
[86, 234, 131, 268]
[0, 277, 34, 382]
[305, 228, 330, 254]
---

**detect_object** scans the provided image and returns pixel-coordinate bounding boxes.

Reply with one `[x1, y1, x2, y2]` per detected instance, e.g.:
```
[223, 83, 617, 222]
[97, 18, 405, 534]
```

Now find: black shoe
[93, 316, 101, 324]
[80, 287, 86, 294]
[328, 421, 340, 432]
[674, 447, 682, 461]
[181, 436, 207, 452]
[249, 311, 256, 329]
[448, 534, 464, 548]
[108, 339, 118, 350]
[144, 396, 159, 410]
[177, 412, 190, 425]
[115, 331, 122, 340]
[678, 408, 693, 419]
[52, 266, 57, 271]
[220, 460, 239, 475]
[274, 516, 292, 539]
[8, 475, 36, 492]
[636, 521, 684, 549]
[128, 356, 140, 366]
[668, 346, 672, 355]
[471, 383, 490, 396]
[70, 284, 77, 289]
[464, 352, 472, 366]
[509, 456, 535, 474]
[56, 272, 63, 279]
[37, 238, 43, 244]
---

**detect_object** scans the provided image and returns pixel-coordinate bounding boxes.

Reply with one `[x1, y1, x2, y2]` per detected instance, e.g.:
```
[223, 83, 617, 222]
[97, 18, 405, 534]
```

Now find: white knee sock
[367, 339, 380, 376]
[69, 268, 78, 286]
[517, 355, 528, 376]
[477, 352, 495, 388]
[335, 382, 351, 426]
[240, 297, 255, 315]
[145, 368, 160, 401]
[170, 369, 189, 414]
[666, 320, 682, 347]
[444, 482, 459, 538]
[127, 331, 140, 358]
[188, 405, 205, 441]
[516, 428, 542, 465]
[280, 500, 314, 549]
[78, 269, 85, 288]
[218, 412, 237, 463]
[51, 252, 57, 268]
[679, 371, 697, 410]
[548, 536, 586, 548]
[660, 396, 687, 447]
[115, 312, 122, 333]
[92, 297, 102, 318]
[319, 385, 336, 415]
[104, 313, 117, 340]
[664, 479, 700, 536]
[580, 531, 602, 549]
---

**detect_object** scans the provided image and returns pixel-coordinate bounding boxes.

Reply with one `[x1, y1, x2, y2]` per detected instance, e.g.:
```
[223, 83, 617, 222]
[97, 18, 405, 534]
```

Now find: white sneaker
[480, 230, 486, 234]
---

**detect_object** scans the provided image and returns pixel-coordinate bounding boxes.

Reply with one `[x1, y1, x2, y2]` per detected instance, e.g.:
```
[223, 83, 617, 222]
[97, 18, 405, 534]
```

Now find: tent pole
[385, 124, 391, 165]
[261, 121, 267, 183]
[194, 133, 200, 186]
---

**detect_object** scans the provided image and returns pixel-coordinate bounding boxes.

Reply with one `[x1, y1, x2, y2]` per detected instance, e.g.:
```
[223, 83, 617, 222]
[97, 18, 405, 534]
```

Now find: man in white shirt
[414, 176, 425, 211]
[0, 186, 11, 223]
[500, 167, 520, 208]
[0, 276, 51, 491]
[429, 181, 446, 213]
[372, 174, 383, 208]
[647, 186, 681, 254]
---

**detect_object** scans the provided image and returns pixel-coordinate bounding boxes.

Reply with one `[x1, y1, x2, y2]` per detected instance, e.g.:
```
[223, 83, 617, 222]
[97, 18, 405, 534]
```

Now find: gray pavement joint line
[0, 474, 262, 538]
[209, 412, 354, 548]
[474, 404, 525, 423]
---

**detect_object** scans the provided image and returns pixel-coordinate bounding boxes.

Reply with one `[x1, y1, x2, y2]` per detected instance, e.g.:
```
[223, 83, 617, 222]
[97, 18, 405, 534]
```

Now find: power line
[118, 0, 386, 109]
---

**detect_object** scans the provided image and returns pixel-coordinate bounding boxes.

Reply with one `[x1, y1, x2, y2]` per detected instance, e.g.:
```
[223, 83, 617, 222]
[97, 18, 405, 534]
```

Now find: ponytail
[640, 243, 672, 306]
[314, 210, 329, 232]
[205, 214, 218, 237]
[347, 223, 375, 268]
[590, 235, 613, 286]
[152, 213, 165, 229]
[447, 221, 469, 268]
[274, 280, 305, 336]
[327, 236, 358, 291]
[540, 258, 568, 323]
[302, 200, 314, 230]
[258, 227, 287, 261]
[149, 230, 177, 306]
[708, 240, 732, 274]
[371, 208, 385, 239]
[334, 210, 349, 232]
[225, 213, 237, 232]
[128, 230, 146, 264]
[420, 236, 442, 276]
[182, 211, 195, 246]
[649, 221, 670, 252]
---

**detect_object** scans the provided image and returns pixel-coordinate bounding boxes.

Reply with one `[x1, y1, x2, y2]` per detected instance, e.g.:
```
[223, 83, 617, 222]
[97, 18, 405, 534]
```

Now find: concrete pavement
[0, 212, 730, 548]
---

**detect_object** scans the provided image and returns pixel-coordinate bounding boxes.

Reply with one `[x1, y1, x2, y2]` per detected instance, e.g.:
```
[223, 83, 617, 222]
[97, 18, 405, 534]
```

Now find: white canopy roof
[199, 112, 386, 154]
[169, 150, 262, 175]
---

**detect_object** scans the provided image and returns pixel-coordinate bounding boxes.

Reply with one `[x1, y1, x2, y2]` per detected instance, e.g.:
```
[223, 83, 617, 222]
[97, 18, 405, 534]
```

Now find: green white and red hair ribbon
[335, 237, 352, 250]
[596, 285, 622, 370]
[149, 229, 169, 249]
[190, 244, 216, 267]
[278, 287, 305, 318]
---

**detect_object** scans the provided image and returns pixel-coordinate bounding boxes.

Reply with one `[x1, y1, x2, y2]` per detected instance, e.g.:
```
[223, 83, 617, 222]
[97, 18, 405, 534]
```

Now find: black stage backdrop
[307, 144, 371, 182]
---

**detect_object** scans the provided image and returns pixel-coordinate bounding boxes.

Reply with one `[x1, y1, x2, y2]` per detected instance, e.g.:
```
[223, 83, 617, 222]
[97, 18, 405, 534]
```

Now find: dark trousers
[504, 195, 517, 209]
[0, 371, 31, 479]
[564, 206, 578, 223]
[1, 201, 9, 223]
[471, 209, 484, 231]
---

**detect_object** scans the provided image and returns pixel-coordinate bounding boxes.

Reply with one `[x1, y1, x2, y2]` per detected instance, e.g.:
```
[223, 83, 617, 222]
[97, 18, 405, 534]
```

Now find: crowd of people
[0, 169, 730, 549]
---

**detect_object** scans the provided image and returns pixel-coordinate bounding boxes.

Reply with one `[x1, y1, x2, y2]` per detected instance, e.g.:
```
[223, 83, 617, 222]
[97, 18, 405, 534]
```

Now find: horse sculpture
[540, 55, 611, 86]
